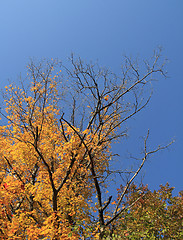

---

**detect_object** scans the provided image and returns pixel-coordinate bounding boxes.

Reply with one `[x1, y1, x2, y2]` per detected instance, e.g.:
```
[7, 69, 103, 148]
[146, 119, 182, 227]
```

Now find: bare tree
[58, 48, 173, 238]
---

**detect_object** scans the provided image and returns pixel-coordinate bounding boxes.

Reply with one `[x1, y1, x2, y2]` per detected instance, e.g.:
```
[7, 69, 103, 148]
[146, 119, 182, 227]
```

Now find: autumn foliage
[0, 55, 182, 239]
[112, 183, 183, 239]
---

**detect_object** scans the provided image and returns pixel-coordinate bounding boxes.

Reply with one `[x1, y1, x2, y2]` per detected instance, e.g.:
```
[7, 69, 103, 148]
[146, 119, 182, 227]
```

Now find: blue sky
[0, 0, 182, 194]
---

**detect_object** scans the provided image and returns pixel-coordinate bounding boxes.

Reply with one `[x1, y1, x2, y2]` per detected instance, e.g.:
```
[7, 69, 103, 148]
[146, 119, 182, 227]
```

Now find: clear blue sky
[0, 0, 182, 194]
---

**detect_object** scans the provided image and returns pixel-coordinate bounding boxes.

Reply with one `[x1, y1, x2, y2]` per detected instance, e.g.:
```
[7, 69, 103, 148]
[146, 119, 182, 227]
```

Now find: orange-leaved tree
[0, 51, 176, 239]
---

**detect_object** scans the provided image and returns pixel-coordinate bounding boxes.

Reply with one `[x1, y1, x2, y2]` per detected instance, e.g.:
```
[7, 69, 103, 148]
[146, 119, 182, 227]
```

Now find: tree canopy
[0, 51, 181, 239]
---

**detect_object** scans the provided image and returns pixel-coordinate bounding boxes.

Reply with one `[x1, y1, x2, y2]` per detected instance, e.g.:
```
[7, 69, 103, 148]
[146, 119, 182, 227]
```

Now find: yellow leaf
[104, 95, 109, 101]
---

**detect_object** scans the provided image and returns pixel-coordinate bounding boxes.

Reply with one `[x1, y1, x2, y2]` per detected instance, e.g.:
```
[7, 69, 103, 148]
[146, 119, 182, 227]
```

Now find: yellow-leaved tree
[0, 51, 176, 239]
